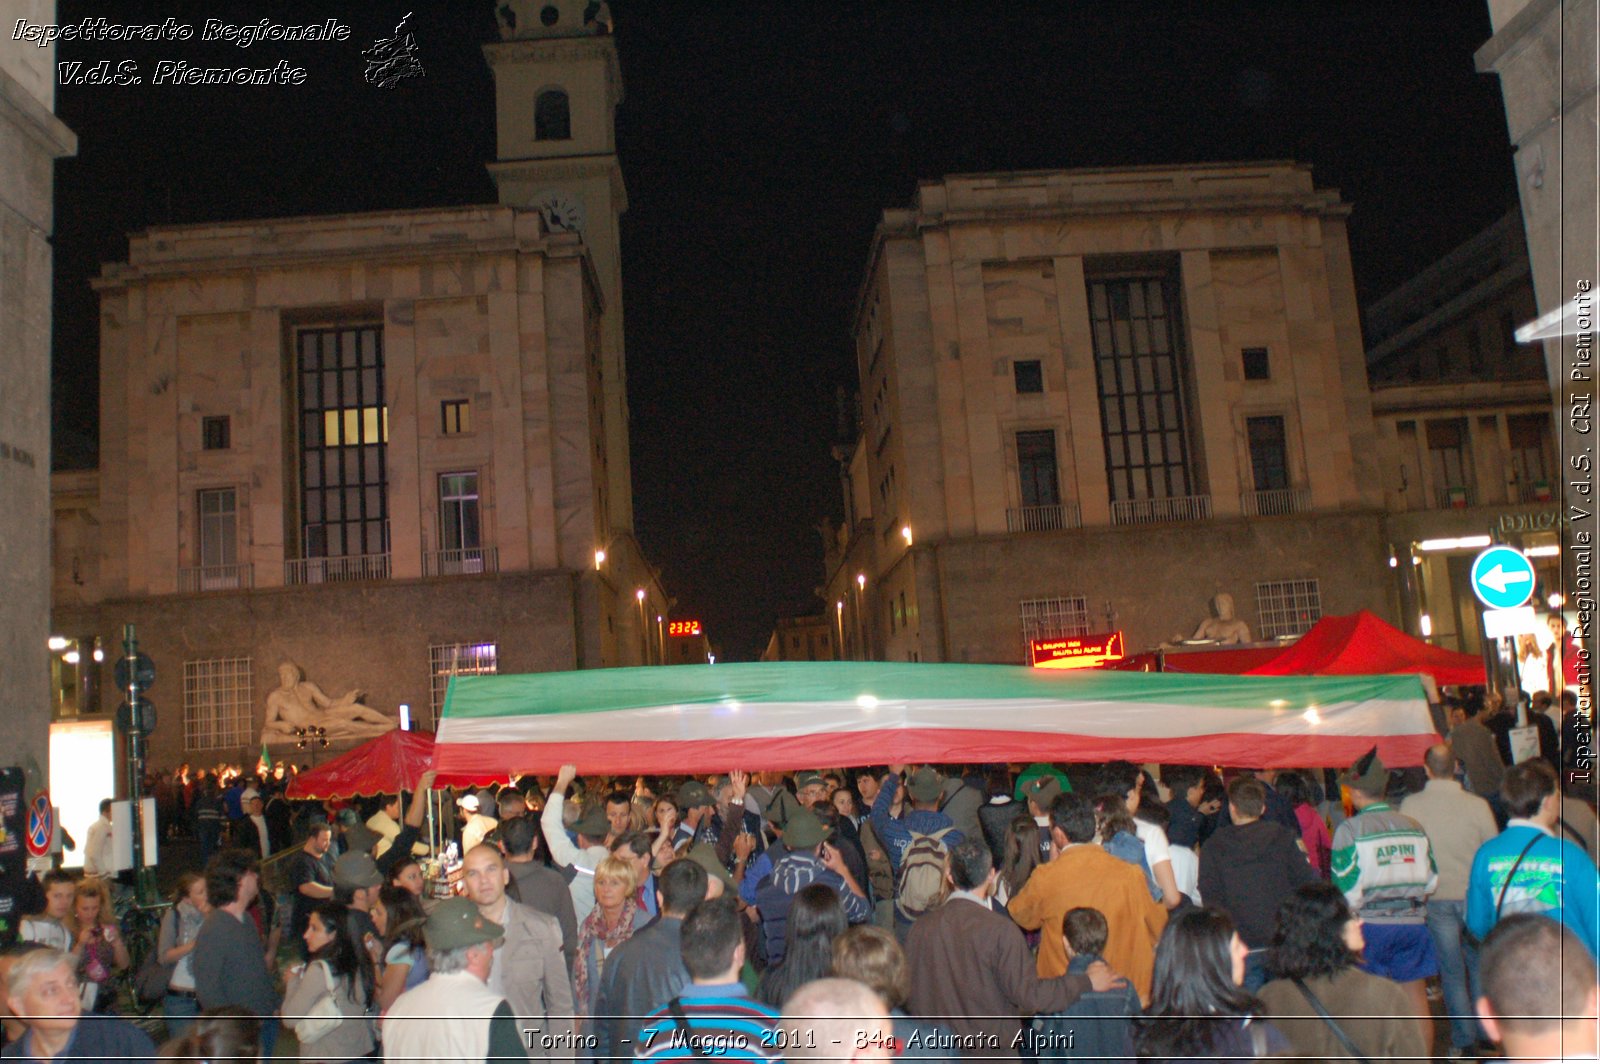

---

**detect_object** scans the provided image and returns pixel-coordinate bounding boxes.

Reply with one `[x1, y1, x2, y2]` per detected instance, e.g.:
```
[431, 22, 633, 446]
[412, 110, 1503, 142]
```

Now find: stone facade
[47, 6, 667, 769]
[1, 0, 75, 791]
[1479, 0, 1597, 399]
[825, 162, 1391, 663]
[760, 615, 837, 662]
[1365, 208, 1561, 659]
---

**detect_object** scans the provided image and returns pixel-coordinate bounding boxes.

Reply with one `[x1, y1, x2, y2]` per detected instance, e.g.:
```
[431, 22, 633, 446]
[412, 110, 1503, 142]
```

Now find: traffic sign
[114, 652, 155, 691]
[1470, 545, 1537, 610]
[26, 792, 52, 857]
[116, 697, 157, 737]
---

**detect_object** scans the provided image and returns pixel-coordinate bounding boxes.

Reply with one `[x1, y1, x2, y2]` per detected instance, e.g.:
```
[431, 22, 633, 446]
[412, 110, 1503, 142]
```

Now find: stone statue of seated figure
[262, 662, 396, 743]
[1192, 592, 1253, 645]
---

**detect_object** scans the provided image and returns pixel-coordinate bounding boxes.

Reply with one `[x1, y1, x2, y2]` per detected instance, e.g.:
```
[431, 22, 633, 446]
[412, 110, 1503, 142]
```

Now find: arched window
[535, 89, 571, 141]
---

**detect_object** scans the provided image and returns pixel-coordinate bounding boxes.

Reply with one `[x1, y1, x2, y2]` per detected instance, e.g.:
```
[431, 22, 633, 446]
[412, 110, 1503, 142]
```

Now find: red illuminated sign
[1030, 631, 1126, 670]
[668, 620, 702, 638]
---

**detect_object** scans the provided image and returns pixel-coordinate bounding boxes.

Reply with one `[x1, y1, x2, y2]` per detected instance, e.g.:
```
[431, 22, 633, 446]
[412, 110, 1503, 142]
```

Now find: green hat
[763, 788, 804, 828]
[676, 780, 715, 810]
[572, 803, 612, 840]
[1339, 747, 1388, 796]
[685, 842, 735, 892]
[1023, 775, 1062, 808]
[332, 852, 382, 891]
[783, 808, 833, 849]
[906, 766, 943, 803]
[794, 771, 827, 792]
[422, 897, 503, 952]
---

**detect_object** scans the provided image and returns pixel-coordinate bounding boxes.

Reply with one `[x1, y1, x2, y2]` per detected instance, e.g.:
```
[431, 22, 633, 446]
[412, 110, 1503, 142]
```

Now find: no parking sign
[26, 791, 52, 858]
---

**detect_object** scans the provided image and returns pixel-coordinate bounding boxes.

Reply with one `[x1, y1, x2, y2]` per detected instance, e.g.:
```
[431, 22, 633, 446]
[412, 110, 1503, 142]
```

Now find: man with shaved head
[1402, 742, 1499, 1057]
[1476, 914, 1599, 1062]
[461, 843, 575, 1058]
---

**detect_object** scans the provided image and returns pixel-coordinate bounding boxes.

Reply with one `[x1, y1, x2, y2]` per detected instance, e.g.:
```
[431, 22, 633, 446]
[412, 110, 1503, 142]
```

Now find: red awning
[1245, 610, 1487, 687]
[284, 729, 505, 799]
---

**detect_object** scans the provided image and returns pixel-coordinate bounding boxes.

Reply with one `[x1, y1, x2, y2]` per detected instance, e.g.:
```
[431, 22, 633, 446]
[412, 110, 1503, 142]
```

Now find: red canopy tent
[284, 729, 504, 800]
[1245, 610, 1487, 686]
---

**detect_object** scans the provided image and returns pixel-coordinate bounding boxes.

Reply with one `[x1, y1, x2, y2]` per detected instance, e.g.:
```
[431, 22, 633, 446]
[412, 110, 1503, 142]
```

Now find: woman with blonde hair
[66, 877, 128, 1013]
[572, 854, 649, 1032]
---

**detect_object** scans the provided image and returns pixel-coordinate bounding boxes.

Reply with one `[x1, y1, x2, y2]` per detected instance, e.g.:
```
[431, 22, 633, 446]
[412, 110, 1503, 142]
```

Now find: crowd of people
[2, 698, 1597, 1063]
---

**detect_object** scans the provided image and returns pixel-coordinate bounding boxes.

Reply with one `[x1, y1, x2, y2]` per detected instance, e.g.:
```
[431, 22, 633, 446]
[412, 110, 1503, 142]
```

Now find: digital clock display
[668, 620, 702, 637]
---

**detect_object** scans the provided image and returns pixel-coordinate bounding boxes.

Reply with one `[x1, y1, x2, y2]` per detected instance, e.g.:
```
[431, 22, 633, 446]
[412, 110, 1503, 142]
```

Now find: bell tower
[484, 0, 633, 533]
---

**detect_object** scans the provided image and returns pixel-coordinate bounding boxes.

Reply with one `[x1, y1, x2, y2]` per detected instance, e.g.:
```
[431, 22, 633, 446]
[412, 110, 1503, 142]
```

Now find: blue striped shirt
[633, 982, 781, 1062]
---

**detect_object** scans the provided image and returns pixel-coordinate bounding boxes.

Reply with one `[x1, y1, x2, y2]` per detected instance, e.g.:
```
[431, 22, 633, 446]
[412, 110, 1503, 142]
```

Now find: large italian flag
[432, 662, 1437, 775]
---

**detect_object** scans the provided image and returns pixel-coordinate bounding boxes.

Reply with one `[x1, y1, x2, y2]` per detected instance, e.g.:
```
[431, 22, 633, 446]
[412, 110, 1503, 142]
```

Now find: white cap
[241, 788, 261, 801]
[459, 794, 479, 812]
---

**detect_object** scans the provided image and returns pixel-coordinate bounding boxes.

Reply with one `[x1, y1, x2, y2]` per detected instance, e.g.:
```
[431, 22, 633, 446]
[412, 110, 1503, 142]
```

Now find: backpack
[894, 827, 953, 922]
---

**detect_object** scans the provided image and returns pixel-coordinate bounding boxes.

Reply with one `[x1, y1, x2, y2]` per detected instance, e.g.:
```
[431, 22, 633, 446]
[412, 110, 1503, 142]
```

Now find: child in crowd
[1028, 908, 1142, 1062]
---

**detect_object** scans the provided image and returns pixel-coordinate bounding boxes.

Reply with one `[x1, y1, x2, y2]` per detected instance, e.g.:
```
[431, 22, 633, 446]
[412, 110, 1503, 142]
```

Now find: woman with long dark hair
[997, 813, 1044, 907]
[1133, 908, 1289, 1062]
[282, 900, 375, 1063]
[1258, 883, 1428, 1061]
[756, 884, 848, 1007]
[1274, 772, 1332, 877]
[373, 884, 429, 1012]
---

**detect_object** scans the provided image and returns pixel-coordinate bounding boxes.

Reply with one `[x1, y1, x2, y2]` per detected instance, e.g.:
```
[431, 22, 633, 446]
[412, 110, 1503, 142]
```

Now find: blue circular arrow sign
[1470, 545, 1537, 610]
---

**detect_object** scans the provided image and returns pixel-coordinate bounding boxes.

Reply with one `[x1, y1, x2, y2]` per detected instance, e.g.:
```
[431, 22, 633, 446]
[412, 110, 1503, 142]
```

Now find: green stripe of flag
[441, 661, 1425, 720]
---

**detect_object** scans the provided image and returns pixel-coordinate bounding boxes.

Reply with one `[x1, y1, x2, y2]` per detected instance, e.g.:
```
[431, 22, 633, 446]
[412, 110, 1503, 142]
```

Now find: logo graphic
[364, 12, 424, 89]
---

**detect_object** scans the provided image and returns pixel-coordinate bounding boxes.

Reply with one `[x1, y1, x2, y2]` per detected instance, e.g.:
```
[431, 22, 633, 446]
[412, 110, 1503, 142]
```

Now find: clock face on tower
[536, 190, 586, 234]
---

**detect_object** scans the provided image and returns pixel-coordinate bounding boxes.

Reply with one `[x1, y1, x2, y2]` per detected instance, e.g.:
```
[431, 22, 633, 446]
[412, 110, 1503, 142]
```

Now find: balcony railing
[424, 546, 499, 576]
[1519, 479, 1554, 503]
[1111, 494, 1213, 526]
[1240, 487, 1310, 517]
[1438, 485, 1474, 510]
[284, 553, 391, 585]
[178, 563, 254, 592]
[1006, 503, 1083, 533]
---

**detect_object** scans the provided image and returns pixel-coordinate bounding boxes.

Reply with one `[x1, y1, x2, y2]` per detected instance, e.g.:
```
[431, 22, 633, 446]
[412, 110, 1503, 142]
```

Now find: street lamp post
[635, 588, 648, 665]
[835, 599, 845, 660]
[853, 572, 866, 661]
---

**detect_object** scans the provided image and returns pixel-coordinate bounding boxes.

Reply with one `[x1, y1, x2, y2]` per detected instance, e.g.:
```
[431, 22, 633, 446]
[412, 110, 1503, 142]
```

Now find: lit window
[430, 642, 497, 721]
[442, 399, 471, 435]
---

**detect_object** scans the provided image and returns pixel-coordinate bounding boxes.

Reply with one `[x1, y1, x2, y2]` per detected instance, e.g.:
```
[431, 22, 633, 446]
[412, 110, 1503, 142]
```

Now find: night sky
[49, 2, 1519, 659]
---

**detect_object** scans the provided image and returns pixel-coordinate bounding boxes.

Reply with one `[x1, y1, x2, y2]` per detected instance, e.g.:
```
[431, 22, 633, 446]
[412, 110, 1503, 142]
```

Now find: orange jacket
[1008, 843, 1168, 1002]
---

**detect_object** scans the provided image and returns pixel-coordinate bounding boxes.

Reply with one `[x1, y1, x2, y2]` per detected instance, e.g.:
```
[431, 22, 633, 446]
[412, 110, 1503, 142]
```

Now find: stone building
[760, 615, 837, 663]
[1365, 209, 1561, 660]
[822, 162, 1557, 668]
[49, 0, 665, 770]
[1477, 0, 1597, 402]
[1, 2, 76, 797]
[824, 162, 1391, 665]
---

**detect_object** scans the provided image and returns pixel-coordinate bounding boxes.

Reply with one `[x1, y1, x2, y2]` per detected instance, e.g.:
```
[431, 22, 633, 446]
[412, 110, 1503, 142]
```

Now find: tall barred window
[184, 658, 254, 750]
[1020, 596, 1090, 656]
[1087, 275, 1196, 502]
[1256, 579, 1322, 639]
[430, 642, 498, 721]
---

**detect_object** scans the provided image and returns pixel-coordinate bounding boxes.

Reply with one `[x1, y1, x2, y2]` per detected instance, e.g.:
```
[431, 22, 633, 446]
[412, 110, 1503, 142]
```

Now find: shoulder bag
[1291, 978, 1372, 1064]
[1463, 830, 1543, 950]
[667, 997, 714, 1059]
[134, 910, 177, 1004]
[291, 960, 346, 1044]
